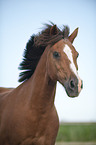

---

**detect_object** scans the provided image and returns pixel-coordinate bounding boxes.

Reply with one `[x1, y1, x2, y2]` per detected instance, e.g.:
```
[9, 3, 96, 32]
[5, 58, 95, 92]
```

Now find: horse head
[47, 25, 83, 97]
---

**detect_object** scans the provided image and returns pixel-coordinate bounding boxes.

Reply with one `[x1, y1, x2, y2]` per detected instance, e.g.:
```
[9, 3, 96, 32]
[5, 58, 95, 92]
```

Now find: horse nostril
[69, 80, 75, 90]
[81, 80, 83, 89]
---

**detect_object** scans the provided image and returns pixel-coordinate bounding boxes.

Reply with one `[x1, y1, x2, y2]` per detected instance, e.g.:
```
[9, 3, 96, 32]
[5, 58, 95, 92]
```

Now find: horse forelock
[18, 23, 70, 82]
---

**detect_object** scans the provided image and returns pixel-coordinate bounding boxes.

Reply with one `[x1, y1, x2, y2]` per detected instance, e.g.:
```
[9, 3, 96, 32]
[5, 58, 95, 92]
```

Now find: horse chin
[65, 89, 79, 98]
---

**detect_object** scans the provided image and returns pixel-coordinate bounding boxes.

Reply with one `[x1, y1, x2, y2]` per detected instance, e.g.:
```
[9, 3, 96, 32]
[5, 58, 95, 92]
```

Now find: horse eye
[53, 51, 60, 58]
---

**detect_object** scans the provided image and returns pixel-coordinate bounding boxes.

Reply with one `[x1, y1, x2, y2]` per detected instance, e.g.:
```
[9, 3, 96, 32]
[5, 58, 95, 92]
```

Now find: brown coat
[0, 24, 82, 145]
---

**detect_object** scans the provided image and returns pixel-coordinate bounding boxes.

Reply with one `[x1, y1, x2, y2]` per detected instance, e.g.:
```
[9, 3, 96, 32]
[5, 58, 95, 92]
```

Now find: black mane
[18, 23, 70, 82]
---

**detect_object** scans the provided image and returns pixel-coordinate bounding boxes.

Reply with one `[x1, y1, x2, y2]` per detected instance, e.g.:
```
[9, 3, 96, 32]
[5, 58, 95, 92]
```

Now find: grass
[56, 123, 96, 142]
[56, 142, 96, 145]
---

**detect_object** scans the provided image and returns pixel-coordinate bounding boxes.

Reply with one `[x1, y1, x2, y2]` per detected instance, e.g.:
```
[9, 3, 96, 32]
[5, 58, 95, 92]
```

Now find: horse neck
[28, 46, 56, 112]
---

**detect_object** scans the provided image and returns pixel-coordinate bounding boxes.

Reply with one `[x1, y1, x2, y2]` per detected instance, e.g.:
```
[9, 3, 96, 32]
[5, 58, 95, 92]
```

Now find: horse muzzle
[64, 76, 83, 97]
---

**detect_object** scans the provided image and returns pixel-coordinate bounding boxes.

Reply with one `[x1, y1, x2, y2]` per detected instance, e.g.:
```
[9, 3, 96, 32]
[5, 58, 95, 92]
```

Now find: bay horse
[0, 23, 83, 145]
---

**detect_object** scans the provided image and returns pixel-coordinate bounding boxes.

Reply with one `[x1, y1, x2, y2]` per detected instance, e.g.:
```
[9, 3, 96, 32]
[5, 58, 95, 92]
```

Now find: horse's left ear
[68, 28, 79, 43]
[50, 25, 58, 35]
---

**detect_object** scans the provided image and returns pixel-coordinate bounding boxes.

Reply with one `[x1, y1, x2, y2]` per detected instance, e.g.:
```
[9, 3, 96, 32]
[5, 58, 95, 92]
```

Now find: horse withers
[0, 23, 83, 145]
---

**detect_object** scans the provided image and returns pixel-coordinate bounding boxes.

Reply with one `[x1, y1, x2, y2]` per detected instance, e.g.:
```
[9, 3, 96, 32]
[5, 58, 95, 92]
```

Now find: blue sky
[0, 0, 96, 122]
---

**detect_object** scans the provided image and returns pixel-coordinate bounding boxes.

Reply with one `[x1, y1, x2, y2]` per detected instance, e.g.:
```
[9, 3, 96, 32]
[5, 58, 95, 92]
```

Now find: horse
[0, 23, 83, 145]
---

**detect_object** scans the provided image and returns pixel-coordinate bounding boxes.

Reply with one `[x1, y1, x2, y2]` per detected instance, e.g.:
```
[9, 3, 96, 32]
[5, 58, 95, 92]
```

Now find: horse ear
[68, 28, 79, 43]
[50, 25, 58, 35]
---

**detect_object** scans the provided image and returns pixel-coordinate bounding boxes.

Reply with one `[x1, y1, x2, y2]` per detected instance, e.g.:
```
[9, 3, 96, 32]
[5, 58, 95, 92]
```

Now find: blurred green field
[56, 142, 96, 145]
[56, 123, 96, 142]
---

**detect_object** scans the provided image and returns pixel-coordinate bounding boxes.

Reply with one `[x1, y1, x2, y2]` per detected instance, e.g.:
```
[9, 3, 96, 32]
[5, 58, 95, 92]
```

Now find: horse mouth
[65, 87, 79, 98]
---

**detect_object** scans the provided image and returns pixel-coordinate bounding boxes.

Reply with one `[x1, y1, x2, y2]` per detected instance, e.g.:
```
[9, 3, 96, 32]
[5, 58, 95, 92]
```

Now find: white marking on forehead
[63, 44, 79, 79]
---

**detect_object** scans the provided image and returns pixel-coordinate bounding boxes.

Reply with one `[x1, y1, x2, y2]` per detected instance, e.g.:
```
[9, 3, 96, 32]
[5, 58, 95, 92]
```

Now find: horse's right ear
[50, 25, 58, 35]
[68, 28, 79, 43]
